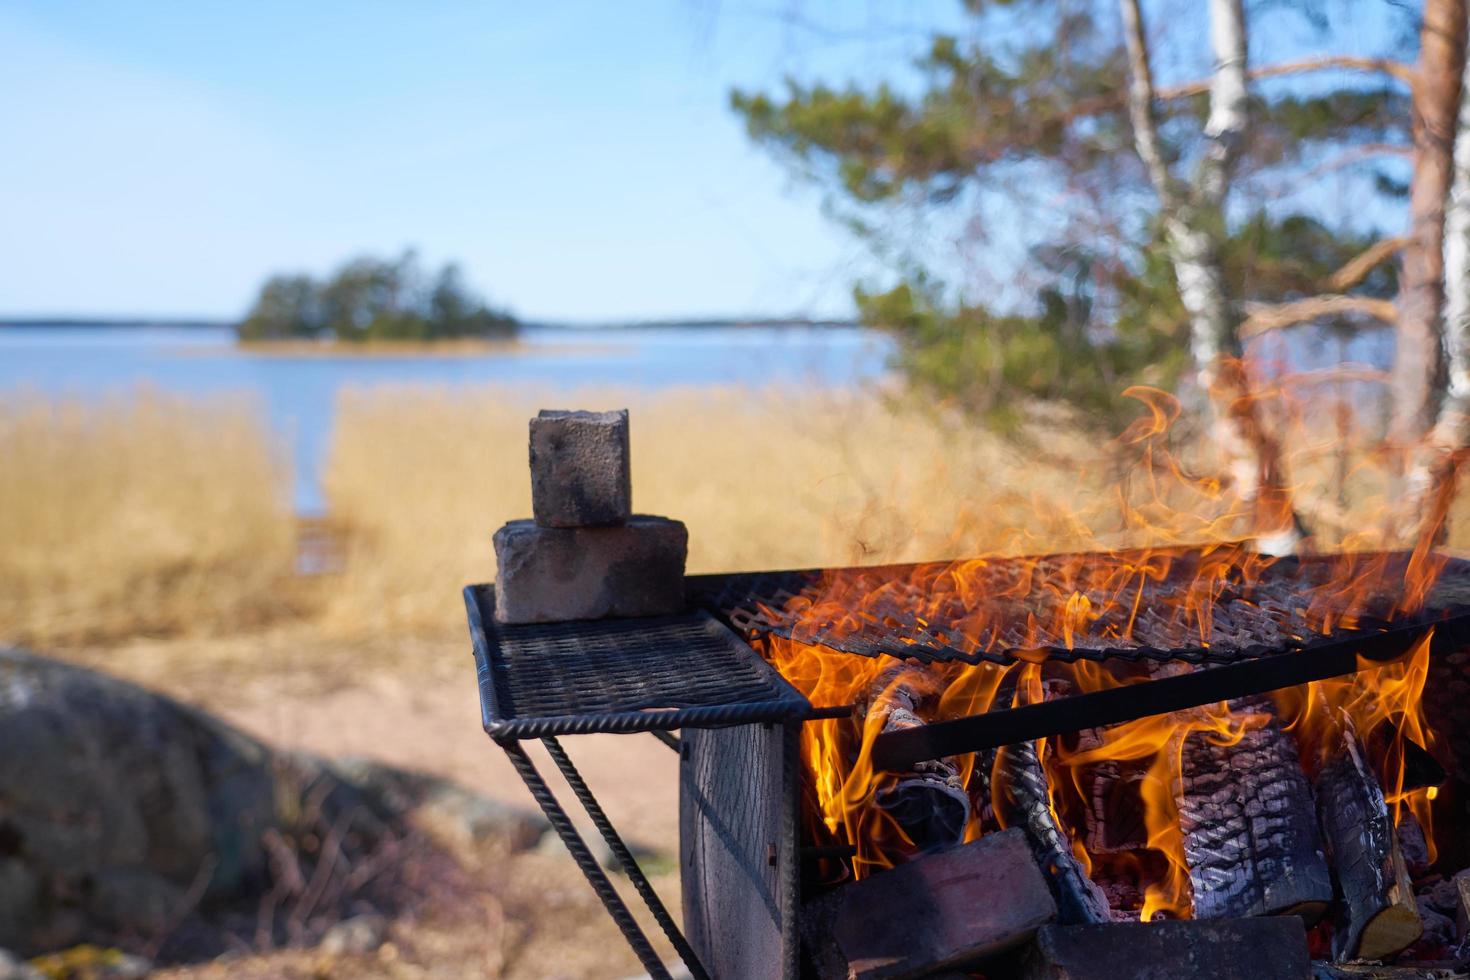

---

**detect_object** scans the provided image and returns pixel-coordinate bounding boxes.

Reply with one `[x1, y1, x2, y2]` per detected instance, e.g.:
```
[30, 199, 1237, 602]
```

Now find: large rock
[0, 648, 278, 953]
[0, 648, 544, 959]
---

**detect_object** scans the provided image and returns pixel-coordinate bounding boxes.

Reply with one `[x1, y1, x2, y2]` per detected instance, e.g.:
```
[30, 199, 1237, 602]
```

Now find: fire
[757, 385, 1460, 919]
[1054, 703, 1253, 920]
[765, 638, 1011, 879]
[1273, 632, 1440, 861]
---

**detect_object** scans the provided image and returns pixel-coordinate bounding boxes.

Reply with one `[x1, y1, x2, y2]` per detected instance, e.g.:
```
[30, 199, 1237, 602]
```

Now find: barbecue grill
[464, 547, 1470, 979]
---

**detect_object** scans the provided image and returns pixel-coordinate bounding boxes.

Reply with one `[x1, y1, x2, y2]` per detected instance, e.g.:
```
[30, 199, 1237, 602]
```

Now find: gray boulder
[0, 648, 542, 960]
[0, 647, 277, 952]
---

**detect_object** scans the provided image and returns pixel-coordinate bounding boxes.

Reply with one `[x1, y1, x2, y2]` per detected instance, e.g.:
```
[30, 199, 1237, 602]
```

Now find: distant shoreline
[0, 316, 861, 332]
[0, 317, 229, 329]
[232, 337, 530, 358]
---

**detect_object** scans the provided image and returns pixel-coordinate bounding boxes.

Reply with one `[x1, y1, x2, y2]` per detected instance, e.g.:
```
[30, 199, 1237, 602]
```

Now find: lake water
[0, 324, 894, 512]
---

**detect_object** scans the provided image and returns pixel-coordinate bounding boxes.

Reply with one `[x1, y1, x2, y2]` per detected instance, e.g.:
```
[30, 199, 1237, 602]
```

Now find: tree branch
[1156, 55, 1416, 102]
[1328, 236, 1409, 291]
[1240, 295, 1397, 338]
[1118, 0, 1178, 207]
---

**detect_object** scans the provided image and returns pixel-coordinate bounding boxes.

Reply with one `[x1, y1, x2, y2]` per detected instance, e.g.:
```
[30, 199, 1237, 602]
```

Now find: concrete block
[1022, 917, 1311, 980]
[803, 828, 1056, 980]
[493, 516, 687, 623]
[530, 409, 632, 527]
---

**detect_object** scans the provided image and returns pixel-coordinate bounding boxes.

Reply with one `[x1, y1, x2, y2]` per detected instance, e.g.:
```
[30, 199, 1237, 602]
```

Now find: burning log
[996, 738, 1111, 925]
[869, 668, 970, 853]
[1316, 723, 1424, 962]
[1080, 757, 1150, 855]
[1176, 698, 1333, 922]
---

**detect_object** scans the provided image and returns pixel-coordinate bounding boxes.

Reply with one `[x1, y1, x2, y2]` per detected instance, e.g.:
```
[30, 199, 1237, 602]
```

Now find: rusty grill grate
[688, 550, 1470, 768]
[687, 550, 1470, 668]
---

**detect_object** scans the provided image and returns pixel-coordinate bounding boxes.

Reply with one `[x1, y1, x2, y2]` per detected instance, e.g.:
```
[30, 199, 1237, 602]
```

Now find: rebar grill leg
[543, 736, 710, 980]
[649, 729, 681, 752]
[500, 741, 671, 980]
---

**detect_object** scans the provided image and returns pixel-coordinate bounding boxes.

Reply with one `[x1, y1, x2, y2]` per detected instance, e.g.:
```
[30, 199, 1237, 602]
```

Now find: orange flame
[760, 385, 1457, 916]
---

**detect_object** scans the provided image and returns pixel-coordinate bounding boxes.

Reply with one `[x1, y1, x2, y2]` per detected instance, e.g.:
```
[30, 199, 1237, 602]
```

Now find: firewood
[868, 668, 970, 852]
[1316, 723, 1423, 962]
[1176, 697, 1333, 922]
[996, 738, 1111, 925]
[803, 828, 1056, 980]
[1312, 965, 1462, 979]
[1080, 756, 1151, 854]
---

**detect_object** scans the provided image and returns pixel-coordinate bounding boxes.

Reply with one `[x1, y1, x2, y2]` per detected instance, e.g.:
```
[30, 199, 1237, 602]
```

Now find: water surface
[0, 324, 893, 511]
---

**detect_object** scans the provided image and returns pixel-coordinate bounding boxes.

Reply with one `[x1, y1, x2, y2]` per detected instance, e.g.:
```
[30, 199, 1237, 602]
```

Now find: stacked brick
[493, 409, 688, 624]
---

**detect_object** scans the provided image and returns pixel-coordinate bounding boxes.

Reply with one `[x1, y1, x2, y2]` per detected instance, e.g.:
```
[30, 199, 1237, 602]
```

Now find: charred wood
[1365, 722, 1447, 797]
[1317, 724, 1424, 962]
[1079, 755, 1151, 855]
[996, 738, 1111, 925]
[1396, 810, 1433, 879]
[1423, 645, 1470, 781]
[1176, 698, 1333, 922]
[868, 668, 970, 852]
[1313, 965, 1465, 979]
[1455, 875, 1470, 941]
[803, 828, 1056, 980]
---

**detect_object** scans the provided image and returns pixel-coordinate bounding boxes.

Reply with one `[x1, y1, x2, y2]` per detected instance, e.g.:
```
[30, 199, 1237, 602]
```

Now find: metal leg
[649, 729, 681, 753]
[543, 736, 711, 980]
[500, 741, 672, 980]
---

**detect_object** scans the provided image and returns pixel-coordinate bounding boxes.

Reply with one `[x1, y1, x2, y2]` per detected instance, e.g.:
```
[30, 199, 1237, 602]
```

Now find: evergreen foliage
[238, 251, 516, 343]
[731, 1, 1412, 423]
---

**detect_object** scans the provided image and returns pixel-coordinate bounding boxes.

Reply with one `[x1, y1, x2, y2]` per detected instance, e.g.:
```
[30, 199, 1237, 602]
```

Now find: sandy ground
[55, 626, 687, 979]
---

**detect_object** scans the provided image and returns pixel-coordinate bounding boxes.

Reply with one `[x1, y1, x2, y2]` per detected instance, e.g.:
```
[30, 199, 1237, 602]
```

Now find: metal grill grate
[688, 550, 1470, 668]
[688, 551, 1470, 767]
[465, 584, 811, 740]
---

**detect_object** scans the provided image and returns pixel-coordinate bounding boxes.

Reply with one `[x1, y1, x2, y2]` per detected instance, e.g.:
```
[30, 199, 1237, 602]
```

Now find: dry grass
[318, 384, 1111, 634]
[7, 382, 1468, 646]
[0, 388, 297, 644]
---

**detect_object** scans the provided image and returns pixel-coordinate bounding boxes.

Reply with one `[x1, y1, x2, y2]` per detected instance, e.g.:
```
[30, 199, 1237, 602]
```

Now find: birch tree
[1118, 0, 1303, 552]
[733, 1, 1417, 542]
[1404, 41, 1470, 536]
[1391, 0, 1469, 452]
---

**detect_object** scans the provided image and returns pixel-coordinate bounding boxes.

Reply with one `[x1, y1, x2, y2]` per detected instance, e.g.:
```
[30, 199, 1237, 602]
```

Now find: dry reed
[5, 382, 1464, 646]
[319, 384, 1112, 634]
[0, 387, 296, 644]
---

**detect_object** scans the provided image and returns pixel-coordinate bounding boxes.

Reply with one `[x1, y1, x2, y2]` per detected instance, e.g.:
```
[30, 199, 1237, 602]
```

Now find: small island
[237, 250, 519, 353]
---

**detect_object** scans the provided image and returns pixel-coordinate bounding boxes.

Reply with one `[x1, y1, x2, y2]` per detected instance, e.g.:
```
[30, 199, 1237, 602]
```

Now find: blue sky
[0, 2, 971, 322]
[0, 2, 1412, 323]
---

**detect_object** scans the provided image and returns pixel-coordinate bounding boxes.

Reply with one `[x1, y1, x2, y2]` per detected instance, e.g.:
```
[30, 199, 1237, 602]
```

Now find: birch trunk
[1405, 52, 1470, 540]
[1119, 0, 1302, 552]
[1391, 0, 1468, 449]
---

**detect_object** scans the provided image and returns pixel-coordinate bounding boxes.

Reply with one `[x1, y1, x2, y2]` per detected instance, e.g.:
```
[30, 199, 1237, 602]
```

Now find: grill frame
[680, 720, 801, 979]
[468, 547, 1470, 978]
[687, 550, 1470, 668]
[869, 615, 1470, 770]
[465, 584, 811, 740]
[689, 552, 1470, 769]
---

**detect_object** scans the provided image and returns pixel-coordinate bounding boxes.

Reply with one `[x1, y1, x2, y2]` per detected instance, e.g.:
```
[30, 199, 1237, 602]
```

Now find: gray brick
[492, 516, 687, 623]
[804, 829, 1056, 980]
[1023, 917, 1310, 980]
[530, 409, 632, 527]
